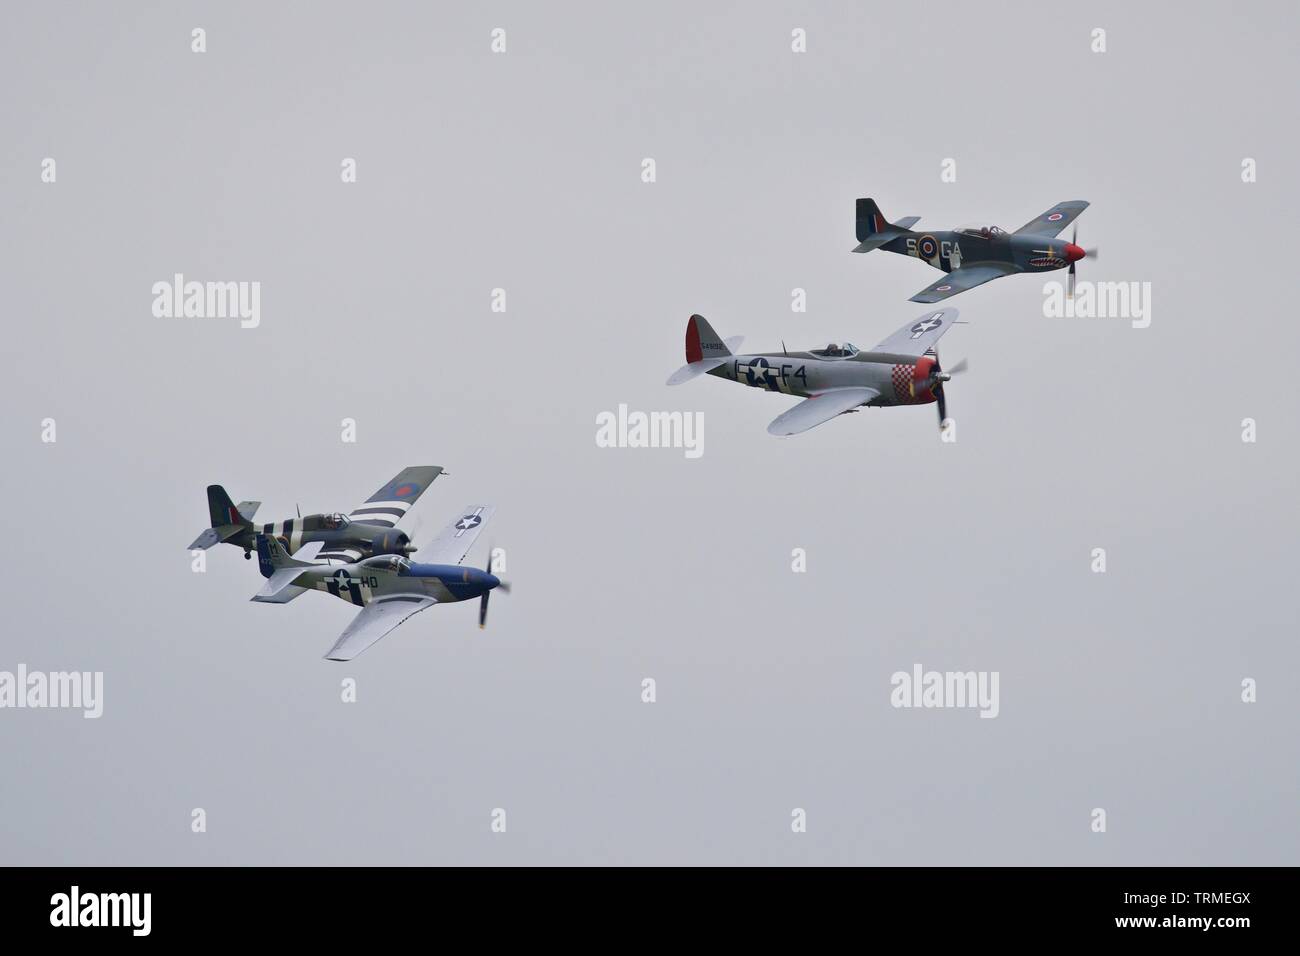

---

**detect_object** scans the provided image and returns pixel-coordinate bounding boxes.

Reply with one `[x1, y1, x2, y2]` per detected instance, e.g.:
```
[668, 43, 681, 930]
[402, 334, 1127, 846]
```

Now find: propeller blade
[495, 579, 511, 594]
[1084, 246, 1099, 259]
[399, 508, 424, 546]
[1067, 261, 1077, 299]
[936, 384, 947, 430]
[1071, 224, 1078, 246]
[945, 357, 968, 376]
[479, 591, 489, 629]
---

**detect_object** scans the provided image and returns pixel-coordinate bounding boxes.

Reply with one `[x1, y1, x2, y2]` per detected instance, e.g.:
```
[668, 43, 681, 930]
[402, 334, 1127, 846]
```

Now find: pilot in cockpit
[361, 554, 411, 574]
[961, 224, 1006, 240]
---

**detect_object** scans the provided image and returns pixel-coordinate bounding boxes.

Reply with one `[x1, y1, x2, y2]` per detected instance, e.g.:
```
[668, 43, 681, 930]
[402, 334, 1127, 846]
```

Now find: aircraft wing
[323, 595, 438, 662]
[868, 307, 962, 358]
[909, 265, 1016, 303]
[1013, 200, 1089, 237]
[346, 466, 445, 528]
[417, 505, 495, 565]
[767, 387, 879, 437]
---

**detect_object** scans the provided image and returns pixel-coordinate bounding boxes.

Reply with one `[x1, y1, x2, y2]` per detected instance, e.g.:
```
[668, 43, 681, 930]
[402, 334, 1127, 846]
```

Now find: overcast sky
[0, 0, 1296, 865]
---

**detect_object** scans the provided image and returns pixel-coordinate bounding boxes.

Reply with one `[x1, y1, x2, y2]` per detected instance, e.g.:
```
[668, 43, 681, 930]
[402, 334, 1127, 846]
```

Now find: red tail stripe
[685, 316, 703, 363]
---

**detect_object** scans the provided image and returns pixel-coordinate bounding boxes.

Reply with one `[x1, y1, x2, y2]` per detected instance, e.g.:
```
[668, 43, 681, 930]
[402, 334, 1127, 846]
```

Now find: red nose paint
[912, 356, 938, 403]
[1064, 243, 1085, 262]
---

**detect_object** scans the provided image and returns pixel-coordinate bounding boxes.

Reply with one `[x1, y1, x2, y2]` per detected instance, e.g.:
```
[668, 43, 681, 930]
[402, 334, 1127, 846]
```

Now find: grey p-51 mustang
[853, 196, 1092, 302]
[667, 310, 967, 436]
[187, 466, 443, 564]
[252, 505, 506, 661]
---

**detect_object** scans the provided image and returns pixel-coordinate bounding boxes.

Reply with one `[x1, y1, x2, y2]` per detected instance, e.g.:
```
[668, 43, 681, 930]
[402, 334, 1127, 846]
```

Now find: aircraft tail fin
[685, 314, 731, 362]
[669, 314, 738, 385]
[854, 198, 918, 251]
[255, 534, 319, 579]
[207, 485, 255, 530]
[188, 484, 255, 550]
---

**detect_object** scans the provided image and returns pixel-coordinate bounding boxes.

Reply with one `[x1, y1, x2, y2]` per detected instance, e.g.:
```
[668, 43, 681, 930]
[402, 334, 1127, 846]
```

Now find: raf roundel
[918, 235, 939, 259]
[388, 482, 422, 500]
[1047, 212, 1063, 222]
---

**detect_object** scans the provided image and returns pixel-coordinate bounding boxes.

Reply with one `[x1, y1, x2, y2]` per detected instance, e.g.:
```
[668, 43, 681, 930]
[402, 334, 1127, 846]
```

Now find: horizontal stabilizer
[252, 568, 309, 603]
[852, 218, 918, 254]
[235, 500, 262, 521]
[291, 541, 324, 562]
[852, 236, 894, 254]
[251, 542, 321, 602]
[667, 356, 729, 385]
[188, 524, 243, 550]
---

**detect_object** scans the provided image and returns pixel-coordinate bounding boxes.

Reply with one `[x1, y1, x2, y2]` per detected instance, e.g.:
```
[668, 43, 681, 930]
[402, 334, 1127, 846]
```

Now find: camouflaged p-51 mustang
[852, 196, 1092, 302]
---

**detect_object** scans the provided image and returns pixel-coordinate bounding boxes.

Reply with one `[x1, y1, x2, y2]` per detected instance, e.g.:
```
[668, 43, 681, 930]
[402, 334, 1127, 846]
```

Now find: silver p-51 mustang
[667, 309, 968, 436]
[252, 505, 508, 661]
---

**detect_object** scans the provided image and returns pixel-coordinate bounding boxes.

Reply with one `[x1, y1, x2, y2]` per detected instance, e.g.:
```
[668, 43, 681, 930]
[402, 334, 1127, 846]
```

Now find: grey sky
[0, 0, 1295, 865]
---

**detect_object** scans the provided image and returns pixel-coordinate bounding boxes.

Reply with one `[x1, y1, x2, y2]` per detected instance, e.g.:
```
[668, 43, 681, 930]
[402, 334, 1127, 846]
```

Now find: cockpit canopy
[957, 224, 1007, 240]
[360, 554, 411, 574]
[320, 512, 351, 530]
[812, 342, 859, 358]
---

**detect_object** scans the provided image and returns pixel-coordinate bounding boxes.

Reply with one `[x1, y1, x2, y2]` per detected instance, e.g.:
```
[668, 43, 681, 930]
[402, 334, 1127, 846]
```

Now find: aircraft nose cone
[486, 573, 501, 590]
[1064, 243, 1085, 263]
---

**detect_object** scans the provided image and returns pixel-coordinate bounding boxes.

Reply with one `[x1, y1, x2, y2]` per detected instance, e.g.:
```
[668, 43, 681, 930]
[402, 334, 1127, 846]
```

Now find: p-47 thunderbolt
[667, 310, 967, 436]
[852, 196, 1093, 303]
[252, 505, 506, 661]
[187, 466, 443, 564]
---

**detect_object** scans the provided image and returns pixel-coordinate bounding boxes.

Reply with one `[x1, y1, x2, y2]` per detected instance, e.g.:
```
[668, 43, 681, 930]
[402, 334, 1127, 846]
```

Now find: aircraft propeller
[1066, 224, 1099, 299]
[922, 356, 968, 430]
[478, 547, 510, 629]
